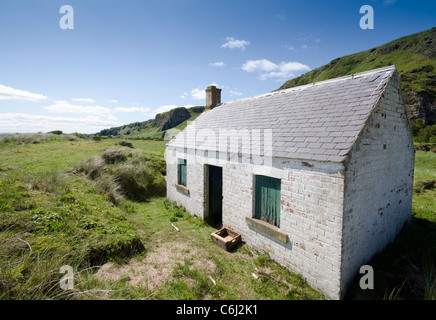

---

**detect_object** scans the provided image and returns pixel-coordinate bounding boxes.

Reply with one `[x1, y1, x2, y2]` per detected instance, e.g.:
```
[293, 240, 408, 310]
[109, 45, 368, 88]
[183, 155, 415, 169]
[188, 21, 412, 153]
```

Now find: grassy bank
[0, 136, 165, 299]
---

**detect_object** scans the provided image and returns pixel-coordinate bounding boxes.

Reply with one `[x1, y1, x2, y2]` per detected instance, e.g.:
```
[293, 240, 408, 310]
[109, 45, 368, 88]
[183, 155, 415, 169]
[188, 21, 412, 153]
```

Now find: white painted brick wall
[340, 71, 415, 297]
[167, 148, 346, 299]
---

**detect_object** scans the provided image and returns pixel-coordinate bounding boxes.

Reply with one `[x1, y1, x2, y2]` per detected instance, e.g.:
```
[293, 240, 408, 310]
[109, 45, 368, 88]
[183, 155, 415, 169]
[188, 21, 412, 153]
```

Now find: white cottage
[165, 66, 415, 299]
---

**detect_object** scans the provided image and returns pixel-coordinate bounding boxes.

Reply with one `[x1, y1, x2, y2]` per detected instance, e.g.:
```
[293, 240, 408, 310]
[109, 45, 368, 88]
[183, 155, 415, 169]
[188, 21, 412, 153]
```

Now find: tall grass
[0, 133, 82, 146]
[424, 262, 436, 300]
[0, 229, 78, 300]
[75, 147, 166, 204]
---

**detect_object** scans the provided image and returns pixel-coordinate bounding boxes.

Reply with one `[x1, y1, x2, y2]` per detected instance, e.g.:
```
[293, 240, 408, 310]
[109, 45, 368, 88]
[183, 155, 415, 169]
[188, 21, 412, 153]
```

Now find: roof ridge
[222, 65, 396, 106]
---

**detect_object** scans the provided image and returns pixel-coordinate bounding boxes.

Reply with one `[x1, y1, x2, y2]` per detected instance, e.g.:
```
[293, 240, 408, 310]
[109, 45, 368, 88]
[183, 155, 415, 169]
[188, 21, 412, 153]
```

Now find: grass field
[0, 135, 322, 300]
[0, 134, 435, 300]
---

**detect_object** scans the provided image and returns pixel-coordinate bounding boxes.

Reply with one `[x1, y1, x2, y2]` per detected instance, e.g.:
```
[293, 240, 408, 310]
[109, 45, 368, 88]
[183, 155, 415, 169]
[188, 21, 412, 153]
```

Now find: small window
[254, 175, 281, 227]
[178, 159, 187, 186]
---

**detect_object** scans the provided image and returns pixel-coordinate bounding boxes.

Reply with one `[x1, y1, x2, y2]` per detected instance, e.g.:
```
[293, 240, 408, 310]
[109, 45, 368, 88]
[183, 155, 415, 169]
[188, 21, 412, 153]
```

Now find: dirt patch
[94, 241, 217, 291]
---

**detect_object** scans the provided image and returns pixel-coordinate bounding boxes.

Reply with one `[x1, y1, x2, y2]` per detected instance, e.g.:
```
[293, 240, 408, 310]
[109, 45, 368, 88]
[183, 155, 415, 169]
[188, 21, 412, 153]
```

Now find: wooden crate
[211, 228, 241, 251]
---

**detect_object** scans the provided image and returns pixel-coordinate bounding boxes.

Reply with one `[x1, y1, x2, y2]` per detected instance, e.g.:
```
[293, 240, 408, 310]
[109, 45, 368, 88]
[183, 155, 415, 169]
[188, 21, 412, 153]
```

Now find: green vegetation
[0, 135, 323, 300]
[0, 132, 82, 147]
[96, 106, 204, 140]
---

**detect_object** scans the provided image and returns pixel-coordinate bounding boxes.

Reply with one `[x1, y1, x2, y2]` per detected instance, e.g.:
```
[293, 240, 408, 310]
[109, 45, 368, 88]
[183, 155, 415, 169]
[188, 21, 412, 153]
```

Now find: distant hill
[97, 106, 204, 140]
[279, 27, 436, 126]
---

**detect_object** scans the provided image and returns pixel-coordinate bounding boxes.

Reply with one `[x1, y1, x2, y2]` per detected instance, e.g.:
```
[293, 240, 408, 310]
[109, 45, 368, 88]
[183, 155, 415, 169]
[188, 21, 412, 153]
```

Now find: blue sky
[0, 0, 434, 134]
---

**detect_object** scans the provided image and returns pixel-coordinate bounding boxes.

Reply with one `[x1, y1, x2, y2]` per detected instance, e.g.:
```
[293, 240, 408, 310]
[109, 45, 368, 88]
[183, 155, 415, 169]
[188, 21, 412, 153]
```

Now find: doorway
[206, 165, 222, 228]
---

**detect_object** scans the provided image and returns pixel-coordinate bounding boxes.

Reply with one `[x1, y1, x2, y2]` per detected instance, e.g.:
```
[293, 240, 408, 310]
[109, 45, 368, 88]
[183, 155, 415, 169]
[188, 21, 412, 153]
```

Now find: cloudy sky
[0, 0, 434, 133]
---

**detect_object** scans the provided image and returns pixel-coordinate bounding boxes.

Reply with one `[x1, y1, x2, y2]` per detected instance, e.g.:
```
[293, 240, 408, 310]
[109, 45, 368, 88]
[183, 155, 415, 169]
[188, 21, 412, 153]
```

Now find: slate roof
[167, 66, 397, 162]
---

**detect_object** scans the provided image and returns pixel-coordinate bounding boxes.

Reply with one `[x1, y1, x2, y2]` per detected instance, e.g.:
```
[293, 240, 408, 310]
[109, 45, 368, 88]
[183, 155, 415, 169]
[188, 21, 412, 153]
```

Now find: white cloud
[181, 83, 220, 101]
[153, 105, 177, 115]
[314, 39, 321, 43]
[42, 102, 113, 115]
[301, 44, 308, 49]
[242, 59, 310, 80]
[241, 59, 278, 73]
[149, 104, 195, 118]
[190, 88, 205, 100]
[108, 99, 118, 103]
[0, 113, 118, 134]
[221, 37, 250, 51]
[72, 98, 95, 103]
[114, 107, 150, 113]
[210, 61, 226, 67]
[230, 89, 243, 96]
[0, 84, 48, 102]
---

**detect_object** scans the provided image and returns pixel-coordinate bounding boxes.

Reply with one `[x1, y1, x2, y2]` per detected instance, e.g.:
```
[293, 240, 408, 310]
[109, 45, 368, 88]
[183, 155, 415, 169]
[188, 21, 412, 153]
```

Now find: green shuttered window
[255, 175, 281, 228]
[178, 159, 187, 186]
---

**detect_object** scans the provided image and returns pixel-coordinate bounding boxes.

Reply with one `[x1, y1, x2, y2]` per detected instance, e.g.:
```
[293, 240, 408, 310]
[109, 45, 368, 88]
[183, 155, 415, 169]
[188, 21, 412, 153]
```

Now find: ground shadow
[344, 216, 436, 299]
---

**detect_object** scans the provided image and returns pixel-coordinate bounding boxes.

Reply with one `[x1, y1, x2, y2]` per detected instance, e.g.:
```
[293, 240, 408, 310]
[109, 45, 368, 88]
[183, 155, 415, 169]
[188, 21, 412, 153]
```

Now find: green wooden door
[255, 175, 281, 227]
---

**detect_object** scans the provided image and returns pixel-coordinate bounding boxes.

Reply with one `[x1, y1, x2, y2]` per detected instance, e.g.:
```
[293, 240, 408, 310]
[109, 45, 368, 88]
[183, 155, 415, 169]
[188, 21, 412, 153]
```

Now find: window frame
[254, 175, 281, 228]
[177, 158, 187, 187]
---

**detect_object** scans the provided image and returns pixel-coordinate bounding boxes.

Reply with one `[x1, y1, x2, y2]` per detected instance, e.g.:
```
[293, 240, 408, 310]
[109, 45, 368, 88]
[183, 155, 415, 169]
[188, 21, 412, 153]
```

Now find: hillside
[97, 106, 204, 139]
[279, 27, 436, 126]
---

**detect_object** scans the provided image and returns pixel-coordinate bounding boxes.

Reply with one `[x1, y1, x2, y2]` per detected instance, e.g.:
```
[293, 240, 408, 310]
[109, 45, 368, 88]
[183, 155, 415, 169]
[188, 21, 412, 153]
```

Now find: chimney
[205, 85, 221, 111]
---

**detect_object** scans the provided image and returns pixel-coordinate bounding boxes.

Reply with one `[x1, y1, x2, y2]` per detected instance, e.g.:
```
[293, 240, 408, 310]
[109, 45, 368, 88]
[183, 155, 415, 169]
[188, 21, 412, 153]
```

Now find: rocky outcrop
[155, 107, 191, 131]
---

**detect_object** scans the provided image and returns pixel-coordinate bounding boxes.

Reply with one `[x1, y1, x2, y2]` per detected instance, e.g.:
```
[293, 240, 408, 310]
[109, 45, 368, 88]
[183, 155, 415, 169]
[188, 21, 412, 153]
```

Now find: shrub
[72, 132, 85, 139]
[415, 124, 436, 143]
[48, 130, 63, 135]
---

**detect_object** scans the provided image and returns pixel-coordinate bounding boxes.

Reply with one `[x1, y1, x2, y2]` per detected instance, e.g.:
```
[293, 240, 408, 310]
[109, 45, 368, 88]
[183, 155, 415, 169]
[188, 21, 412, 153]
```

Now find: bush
[48, 130, 63, 135]
[415, 124, 436, 143]
[92, 136, 102, 142]
[72, 132, 85, 139]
